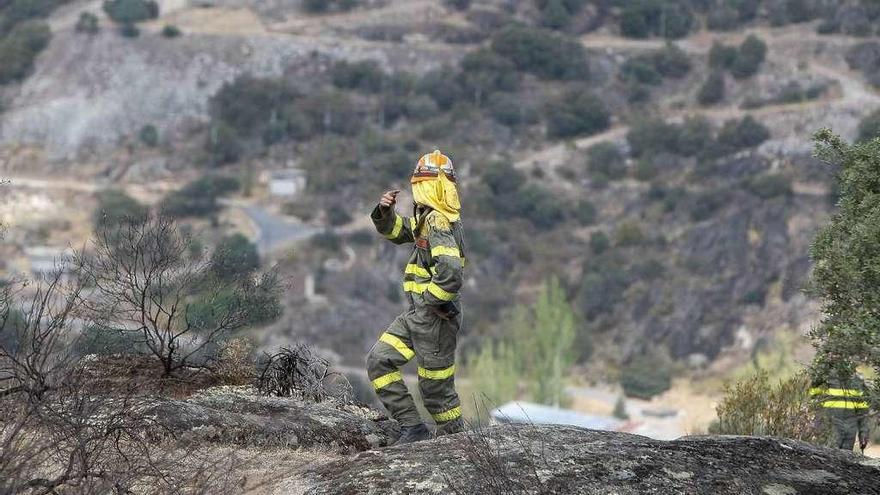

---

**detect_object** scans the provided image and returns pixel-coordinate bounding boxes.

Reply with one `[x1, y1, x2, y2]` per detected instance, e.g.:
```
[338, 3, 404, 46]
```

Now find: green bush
[139, 124, 159, 146]
[75, 12, 100, 34]
[576, 199, 598, 225]
[206, 122, 243, 165]
[698, 71, 725, 105]
[621, 44, 691, 85]
[745, 173, 792, 199]
[621, 57, 662, 85]
[331, 60, 386, 93]
[620, 354, 673, 399]
[590, 231, 611, 254]
[546, 89, 610, 139]
[615, 220, 645, 246]
[490, 25, 589, 80]
[119, 22, 139, 37]
[578, 256, 629, 319]
[417, 66, 465, 110]
[731, 34, 767, 79]
[627, 118, 680, 157]
[717, 115, 770, 152]
[211, 234, 260, 280]
[488, 92, 537, 127]
[688, 189, 727, 221]
[586, 142, 626, 180]
[93, 189, 148, 231]
[676, 116, 713, 157]
[708, 41, 738, 69]
[0, 22, 52, 84]
[619, 0, 693, 39]
[460, 48, 519, 104]
[102, 0, 159, 24]
[711, 371, 828, 444]
[0, 0, 67, 34]
[161, 175, 239, 218]
[857, 109, 880, 142]
[161, 24, 181, 38]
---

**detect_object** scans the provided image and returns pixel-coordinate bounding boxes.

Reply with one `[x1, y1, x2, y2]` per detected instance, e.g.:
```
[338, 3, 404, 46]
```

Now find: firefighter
[810, 366, 871, 452]
[366, 150, 466, 444]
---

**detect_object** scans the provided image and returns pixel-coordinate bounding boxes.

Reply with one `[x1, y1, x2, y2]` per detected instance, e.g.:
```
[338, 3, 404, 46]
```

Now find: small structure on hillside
[490, 401, 623, 432]
[267, 169, 307, 198]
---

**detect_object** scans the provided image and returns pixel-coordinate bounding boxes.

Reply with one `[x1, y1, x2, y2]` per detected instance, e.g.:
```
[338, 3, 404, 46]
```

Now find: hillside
[3, 0, 880, 409]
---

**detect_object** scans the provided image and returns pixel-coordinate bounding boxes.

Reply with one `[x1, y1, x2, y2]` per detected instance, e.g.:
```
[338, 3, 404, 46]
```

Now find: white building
[268, 169, 307, 198]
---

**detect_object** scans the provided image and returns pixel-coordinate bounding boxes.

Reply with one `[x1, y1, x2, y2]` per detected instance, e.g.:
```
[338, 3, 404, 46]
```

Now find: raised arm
[371, 190, 415, 244]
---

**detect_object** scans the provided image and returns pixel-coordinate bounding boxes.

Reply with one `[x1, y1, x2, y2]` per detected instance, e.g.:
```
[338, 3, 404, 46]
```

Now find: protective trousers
[366, 303, 461, 428]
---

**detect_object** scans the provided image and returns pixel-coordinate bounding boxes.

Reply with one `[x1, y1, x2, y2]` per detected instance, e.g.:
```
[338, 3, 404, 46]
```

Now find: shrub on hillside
[710, 371, 828, 444]
[75, 12, 100, 34]
[586, 142, 626, 181]
[490, 25, 589, 80]
[621, 43, 691, 85]
[488, 92, 538, 127]
[615, 220, 645, 247]
[708, 41, 738, 69]
[139, 124, 158, 147]
[102, 0, 159, 24]
[211, 234, 260, 280]
[331, 60, 386, 93]
[698, 71, 725, 105]
[161, 176, 240, 218]
[717, 115, 770, 152]
[589, 231, 610, 254]
[620, 353, 673, 399]
[161, 24, 181, 38]
[546, 89, 610, 139]
[417, 67, 465, 110]
[460, 48, 519, 104]
[745, 173, 792, 199]
[0, 0, 67, 34]
[627, 118, 680, 157]
[857, 109, 880, 142]
[93, 189, 148, 231]
[0, 22, 51, 84]
[578, 256, 629, 318]
[731, 34, 767, 79]
[619, 0, 693, 39]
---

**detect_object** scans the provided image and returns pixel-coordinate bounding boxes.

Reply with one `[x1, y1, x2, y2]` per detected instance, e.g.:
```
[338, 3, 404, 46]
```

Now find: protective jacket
[810, 374, 871, 450]
[366, 203, 466, 429]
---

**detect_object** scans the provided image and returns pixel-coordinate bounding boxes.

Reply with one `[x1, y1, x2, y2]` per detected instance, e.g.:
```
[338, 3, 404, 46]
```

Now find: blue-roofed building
[490, 401, 624, 431]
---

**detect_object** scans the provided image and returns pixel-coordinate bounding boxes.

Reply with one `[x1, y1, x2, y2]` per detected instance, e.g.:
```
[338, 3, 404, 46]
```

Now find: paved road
[237, 204, 319, 256]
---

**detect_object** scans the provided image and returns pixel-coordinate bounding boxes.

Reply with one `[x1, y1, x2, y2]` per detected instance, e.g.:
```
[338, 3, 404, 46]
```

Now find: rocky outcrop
[140, 386, 396, 453]
[302, 425, 880, 494]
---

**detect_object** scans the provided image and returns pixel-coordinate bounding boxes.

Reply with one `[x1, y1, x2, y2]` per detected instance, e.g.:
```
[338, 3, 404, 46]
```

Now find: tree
[161, 175, 239, 218]
[708, 41, 738, 69]
[546, 89, 610, 139]
[698, 71, 725, 105]
[541, 0, 571, 30]
[102, 0, 159, 24]
[75, 12, 100, 34]
[0, 22, 52, 84]
[857, 109, 880, 142]
[717, 115, 770, 152]
[490, 25, 589, 80]
[468, 340, 519, 410]
[586, 142, 626, 180]
[331, 60, 386, 93]
[81, 214, 280, 375]
[620, 353, 672, 399]
[809, 129, 880, 381]
[211, 234, 260, 280]
[93, 189, 147, 232]
[524, 278, 577, 406]
[139, 124, 158, 146]
[731, 34, 767, 79]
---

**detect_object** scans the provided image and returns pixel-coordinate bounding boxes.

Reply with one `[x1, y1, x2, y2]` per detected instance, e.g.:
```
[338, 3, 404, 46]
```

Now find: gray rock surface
[302, 425, 880, 494]
[140, 386, 396, 453]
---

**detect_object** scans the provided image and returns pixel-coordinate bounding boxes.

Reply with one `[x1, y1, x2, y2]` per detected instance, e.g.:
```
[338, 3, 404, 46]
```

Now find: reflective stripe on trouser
[366, 302, 461, 427]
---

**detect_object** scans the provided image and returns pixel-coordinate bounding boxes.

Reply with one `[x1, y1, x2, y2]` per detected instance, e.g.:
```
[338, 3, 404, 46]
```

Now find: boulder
[140, 386, 396, 453]
[302, 425, 880, 494]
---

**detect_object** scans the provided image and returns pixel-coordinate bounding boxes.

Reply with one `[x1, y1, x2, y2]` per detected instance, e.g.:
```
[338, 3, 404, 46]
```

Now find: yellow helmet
[411, 149, 456, 184]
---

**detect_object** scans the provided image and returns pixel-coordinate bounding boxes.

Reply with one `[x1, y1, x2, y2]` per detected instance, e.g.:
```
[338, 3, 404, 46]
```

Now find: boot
[394, 423, 431, 445]
[435, 418, 465, 436]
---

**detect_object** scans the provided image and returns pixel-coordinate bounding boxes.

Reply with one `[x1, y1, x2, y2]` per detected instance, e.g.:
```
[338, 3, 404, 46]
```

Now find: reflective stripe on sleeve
[378, 332, 415, 360]
[822, 400, 870, 409]
[410, 217, 417, 233]
[385, 215, 404, 240]
[809, 387, 864, 398]
[372, 370, 403, 390]
[427, 282, 456, 301]
[403, 281, 428, 294]
[431, 406, 462, 422]
[404, 264, 431, 278]
[418, 365, 455, 380]
[431, 245, 461, 259]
